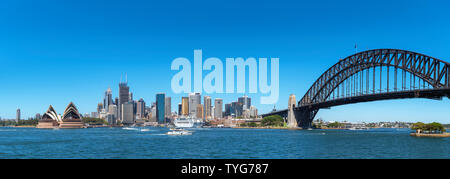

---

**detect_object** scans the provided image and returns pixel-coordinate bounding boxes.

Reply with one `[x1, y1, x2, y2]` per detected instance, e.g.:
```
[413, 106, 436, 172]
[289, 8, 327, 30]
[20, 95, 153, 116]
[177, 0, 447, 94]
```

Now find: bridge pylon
[287, 94, 297, 128]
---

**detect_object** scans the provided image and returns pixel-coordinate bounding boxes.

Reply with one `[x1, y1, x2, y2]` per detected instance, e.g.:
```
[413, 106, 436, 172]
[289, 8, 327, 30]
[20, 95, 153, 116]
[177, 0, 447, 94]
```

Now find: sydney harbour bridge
[262, 49, 450, 128]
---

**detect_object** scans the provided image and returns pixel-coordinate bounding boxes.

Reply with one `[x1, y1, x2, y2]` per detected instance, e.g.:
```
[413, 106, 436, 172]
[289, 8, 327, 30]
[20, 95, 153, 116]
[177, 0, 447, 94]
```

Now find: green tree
[411, 122, 446, 134]
[261, 115, 284, 127]
[412, 122, 426, 133]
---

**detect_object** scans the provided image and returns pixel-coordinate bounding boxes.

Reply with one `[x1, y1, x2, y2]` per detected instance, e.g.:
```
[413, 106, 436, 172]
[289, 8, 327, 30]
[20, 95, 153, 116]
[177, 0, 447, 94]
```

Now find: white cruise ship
[173, 117, 204, 128]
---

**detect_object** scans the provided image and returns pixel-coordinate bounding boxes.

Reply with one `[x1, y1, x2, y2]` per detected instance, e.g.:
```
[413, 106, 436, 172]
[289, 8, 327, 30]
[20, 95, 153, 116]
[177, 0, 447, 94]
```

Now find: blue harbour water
[0, 127, 448, 159]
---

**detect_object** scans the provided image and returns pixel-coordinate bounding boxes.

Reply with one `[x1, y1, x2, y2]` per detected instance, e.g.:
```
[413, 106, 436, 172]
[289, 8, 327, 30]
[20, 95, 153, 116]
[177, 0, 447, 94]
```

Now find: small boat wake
[122, 127, 139, 131]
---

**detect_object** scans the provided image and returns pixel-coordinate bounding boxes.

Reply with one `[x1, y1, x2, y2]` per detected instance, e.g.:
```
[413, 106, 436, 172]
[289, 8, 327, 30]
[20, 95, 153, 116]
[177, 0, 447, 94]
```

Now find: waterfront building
[189, 93, 201, 117]
[119, 79, 130, 121]
[178, 103, 182, 115]
[181, 97, 189, 116]
[91, 112, 98, 118]
[136, 98, 145, 119]
[225, 103, 232, 117]
[204, 96, 212, 120]
[103, 87, 113, 112]
[108, 104, 118, 124]
[97, 103, 103, 115]
[196, 104, 203, 119]
[99, 109, 108, 119]
[35, 113, 41, 120]
[249, 106, 258, 118]
[165, 97, 171, 118]
[150, 103, 157, 122]
[121, 102, 134, 125]
[231, 102, 243, 117]
[238, 96, 251, 110]
[156, 93, 165, 124]
[105, 114, 116, 125]
[36, 105, 61, 128]
[59, 102, 84, 129]
[214, 98, 223, 119]
[16, 108, 20, 122]
[129, 92, 133, 102]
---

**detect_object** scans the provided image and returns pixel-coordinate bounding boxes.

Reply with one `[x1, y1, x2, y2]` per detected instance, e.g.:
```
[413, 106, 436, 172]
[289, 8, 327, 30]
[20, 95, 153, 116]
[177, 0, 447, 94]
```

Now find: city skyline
[1, 0, 450, 123]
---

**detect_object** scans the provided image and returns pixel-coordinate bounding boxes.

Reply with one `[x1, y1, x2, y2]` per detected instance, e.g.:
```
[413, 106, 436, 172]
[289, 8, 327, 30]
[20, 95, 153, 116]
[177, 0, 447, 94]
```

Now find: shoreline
[232, 126, 301, 130]
[410, 133, 450, 137]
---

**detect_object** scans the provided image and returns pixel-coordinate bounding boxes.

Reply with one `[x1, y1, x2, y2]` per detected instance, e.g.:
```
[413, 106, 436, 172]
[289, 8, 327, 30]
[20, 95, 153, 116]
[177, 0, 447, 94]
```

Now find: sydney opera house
[36, 102, 84, 129]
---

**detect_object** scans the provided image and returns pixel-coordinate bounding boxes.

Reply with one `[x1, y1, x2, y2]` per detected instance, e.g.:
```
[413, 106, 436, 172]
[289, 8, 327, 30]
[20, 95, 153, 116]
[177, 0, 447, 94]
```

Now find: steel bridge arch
[299, 49, 450, 107]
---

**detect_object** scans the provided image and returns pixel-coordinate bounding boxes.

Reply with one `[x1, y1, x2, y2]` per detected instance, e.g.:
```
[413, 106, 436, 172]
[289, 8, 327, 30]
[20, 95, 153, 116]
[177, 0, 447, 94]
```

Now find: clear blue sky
[1, 0, 450, 123]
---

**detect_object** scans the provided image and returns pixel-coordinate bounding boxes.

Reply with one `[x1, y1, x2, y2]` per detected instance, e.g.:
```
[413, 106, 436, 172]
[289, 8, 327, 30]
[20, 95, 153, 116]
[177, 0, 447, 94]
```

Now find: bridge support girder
[291, 108, 317, 129]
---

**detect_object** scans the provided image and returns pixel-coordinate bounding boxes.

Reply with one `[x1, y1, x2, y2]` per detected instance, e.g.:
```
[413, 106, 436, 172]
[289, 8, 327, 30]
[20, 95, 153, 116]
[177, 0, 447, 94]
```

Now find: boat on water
[173, 116, 204, 128]
[167, 128, 192, 135]
[123, 127, 139, 130]
[348, 127, 370, 130]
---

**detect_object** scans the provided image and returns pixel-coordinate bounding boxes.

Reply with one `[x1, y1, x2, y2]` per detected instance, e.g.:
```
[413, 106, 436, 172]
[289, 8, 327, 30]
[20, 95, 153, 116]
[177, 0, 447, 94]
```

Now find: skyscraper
[119, 79, 130, 121]
[238, 96, 251, 110]
[35, 113, 41, 120]
[16, 108, 20, 122]
[196, 104, 203, 119]
[136, 98, 145, 119]
[231, 102, 243, 117]
[97, 103, 103, 115]
[165, 97, 171, 117]
[214, 99, 223, 119]
[178, 103, 182, 115]
[156, 93, 165, 124]
[225, 103, 232, 117]
[181, 97, 189, 116]
[121, 102, 134, 125]
[189, 93, 201, 117]
[119, 82, 130, 106]
[103, 87, 113, 112]
[203, 96, 212, 120]
[108, 104, 118, 124]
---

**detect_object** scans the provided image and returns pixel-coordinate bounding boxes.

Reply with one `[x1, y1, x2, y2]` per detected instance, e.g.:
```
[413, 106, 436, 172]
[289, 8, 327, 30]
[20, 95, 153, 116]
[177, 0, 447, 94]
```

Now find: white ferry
[173, 116, 204, 128]
[348, 126, 370, 130]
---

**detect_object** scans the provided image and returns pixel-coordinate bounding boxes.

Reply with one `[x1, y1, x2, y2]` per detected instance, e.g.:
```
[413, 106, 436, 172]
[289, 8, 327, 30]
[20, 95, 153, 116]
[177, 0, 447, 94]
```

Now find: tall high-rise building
[97, 103, 103, 115]
[165, 97, 171, 117]
[119, 79, 130, 121]
[108, 104, 118, 119]
[225, 103, 232, 117]
[196, 104, 203, 119]
[238, 96, 251, 110]
[35, 113, 41, 120]
[107, 104, 118, 125]
[121, 102, 134, 125]
[136, 98, 145, 119]
[189, 93, 201, 117]
[16, 108, 20, 122]
[178, 103, 182, 115]
[103, 87, 113, 112]
[203, 96, 212, 120]
[156, 93, 165, 124]
[119, 82, 130, 106]
[214, 99, 223, 119]
[150, 102, 157, 122]
[129, 92, 133, 102]
[231, 102, 243, 117]
[250, 106, 258, 118]
[181, 97, 189, 116]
